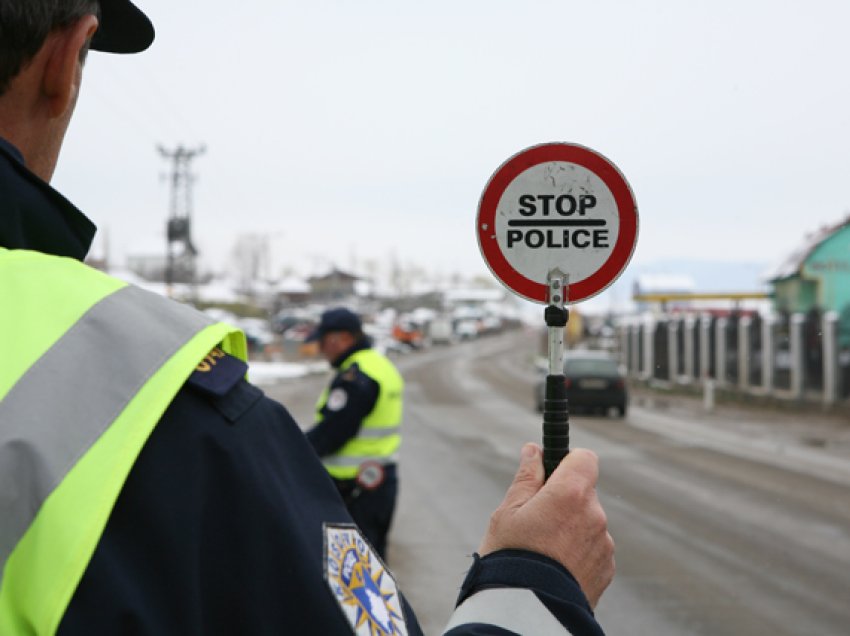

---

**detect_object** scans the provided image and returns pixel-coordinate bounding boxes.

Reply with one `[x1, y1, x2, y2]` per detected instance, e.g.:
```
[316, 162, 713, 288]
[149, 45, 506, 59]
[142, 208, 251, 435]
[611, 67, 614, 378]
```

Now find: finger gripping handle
[543, 374, 569, 479]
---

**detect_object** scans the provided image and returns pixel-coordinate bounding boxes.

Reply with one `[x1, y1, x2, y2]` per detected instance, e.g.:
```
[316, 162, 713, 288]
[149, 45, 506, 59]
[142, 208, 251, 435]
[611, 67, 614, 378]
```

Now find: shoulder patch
[187, 347, 247, 397]
[324, 524, 408, 635]
[326, 387, 348, 411]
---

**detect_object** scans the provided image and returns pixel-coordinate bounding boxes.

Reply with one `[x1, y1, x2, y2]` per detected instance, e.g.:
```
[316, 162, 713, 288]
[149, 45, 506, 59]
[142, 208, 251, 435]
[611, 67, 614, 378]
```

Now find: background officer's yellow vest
[315, 348, 404, 480]
[0, 248, 246, 635]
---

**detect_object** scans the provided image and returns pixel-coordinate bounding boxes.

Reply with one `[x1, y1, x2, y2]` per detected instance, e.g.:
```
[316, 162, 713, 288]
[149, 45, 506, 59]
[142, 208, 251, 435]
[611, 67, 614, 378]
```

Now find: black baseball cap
[306, 308, 363, 343]
[90, 0, 155, 54]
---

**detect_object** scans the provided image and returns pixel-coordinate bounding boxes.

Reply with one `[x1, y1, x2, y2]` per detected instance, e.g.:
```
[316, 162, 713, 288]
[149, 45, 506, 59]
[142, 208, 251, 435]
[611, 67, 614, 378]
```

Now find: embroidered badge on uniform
[327, 387, 348, 411]
[324, 524, 408, 635]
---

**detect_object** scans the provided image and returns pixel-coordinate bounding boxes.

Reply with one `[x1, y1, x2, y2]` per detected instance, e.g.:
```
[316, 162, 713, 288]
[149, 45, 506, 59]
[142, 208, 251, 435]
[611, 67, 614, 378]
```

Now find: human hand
[477, 443, 615, 608]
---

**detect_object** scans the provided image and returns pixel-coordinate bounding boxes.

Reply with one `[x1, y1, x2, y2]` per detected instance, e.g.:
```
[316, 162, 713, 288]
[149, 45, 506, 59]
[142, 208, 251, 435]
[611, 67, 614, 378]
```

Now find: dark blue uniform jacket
[305, 341, 380, 459]
[1, 137, 603, 636]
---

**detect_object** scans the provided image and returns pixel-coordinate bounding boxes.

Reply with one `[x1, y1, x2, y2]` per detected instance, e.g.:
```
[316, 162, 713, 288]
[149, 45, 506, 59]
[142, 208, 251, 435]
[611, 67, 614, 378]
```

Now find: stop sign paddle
[477, 142, 639, 476]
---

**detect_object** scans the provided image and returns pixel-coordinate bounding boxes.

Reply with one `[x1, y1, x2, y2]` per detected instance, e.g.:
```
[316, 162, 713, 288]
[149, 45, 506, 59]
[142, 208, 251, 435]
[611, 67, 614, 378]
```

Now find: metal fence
[618, 310, 847, 406]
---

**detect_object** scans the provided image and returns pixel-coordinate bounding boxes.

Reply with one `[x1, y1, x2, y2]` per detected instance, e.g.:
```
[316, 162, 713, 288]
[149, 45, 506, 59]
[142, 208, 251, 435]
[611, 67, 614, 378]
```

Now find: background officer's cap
[306, 308, 363, 342]
[90, 0, 155, 54]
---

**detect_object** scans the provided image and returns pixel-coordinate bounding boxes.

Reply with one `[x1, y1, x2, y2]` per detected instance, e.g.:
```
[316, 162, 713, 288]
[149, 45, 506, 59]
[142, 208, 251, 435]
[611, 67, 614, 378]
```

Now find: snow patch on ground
[248, 360, 329, 386]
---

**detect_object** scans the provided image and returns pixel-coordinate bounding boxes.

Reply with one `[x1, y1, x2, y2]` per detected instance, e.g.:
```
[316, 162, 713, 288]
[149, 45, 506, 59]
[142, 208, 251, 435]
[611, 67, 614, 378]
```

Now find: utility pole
[157, 144, 205, 296]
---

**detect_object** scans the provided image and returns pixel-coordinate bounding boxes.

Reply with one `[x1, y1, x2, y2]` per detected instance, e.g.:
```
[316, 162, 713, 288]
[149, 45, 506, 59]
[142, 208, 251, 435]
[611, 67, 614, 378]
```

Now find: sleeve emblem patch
[324, 524, 408, 635]
[327, 387, 348, 411]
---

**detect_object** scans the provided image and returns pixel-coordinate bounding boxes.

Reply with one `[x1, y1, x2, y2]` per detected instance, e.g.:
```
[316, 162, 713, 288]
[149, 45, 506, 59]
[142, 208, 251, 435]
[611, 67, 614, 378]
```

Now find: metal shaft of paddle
[543, 273, 570, 479]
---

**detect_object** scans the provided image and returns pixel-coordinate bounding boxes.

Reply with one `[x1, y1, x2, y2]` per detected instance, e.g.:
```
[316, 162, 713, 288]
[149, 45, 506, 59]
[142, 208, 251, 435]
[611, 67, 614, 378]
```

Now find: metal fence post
[823, 311, 839, 406]
[629, 322, 640, 377]
[643, 315, 655, 381]
[668, 319, 678, 383]
[620, 323, 630, 369]
[762, 314, 774, 394]
[739, 315, 751, 391]
[684, 316, 695, 382]
[790, 313, 805, 399]
[700, 315, 711, 382]
[716, 317, 728, 387]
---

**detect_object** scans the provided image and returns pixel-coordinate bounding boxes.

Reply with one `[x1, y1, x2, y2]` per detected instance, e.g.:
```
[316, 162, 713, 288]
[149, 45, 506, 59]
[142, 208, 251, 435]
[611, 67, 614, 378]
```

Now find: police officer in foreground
[305, 308, 403, 560]
[0, 1, 614, 634]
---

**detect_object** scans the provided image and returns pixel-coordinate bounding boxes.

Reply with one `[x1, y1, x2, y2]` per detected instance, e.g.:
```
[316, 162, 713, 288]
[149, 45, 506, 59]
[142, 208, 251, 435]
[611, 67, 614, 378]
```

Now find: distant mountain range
[630, 259, 772, 292]
[575, 259, 772, 314]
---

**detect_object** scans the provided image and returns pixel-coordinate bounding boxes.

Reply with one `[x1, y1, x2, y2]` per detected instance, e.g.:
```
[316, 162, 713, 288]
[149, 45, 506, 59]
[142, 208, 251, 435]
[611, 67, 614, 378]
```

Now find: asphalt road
[265, 328, 850, 636]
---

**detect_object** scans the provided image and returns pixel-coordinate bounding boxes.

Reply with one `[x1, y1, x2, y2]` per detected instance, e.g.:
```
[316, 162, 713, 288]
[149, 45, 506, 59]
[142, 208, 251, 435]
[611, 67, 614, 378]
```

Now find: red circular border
[476, 143, 638, 304]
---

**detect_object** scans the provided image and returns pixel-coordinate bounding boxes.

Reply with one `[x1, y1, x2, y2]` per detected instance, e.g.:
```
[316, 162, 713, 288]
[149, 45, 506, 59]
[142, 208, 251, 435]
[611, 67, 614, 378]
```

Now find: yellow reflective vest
[315, 348, 404, 480]
[0, 248, 246, 635]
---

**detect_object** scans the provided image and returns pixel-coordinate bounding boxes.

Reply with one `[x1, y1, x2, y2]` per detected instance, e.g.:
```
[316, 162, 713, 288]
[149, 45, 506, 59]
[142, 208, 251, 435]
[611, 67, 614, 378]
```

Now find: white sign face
[477, 143, 638, 304]
[496, 162, 620, 285]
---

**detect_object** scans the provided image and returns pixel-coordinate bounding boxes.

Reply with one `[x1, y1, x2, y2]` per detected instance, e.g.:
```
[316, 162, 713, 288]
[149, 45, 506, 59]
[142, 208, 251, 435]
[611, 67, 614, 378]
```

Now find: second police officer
[305, 307, 403, 560]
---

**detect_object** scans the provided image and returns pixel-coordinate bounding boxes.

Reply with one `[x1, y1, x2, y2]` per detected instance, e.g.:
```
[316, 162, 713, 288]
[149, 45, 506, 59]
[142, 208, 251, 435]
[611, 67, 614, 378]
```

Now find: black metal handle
[543, 374, 569, 479]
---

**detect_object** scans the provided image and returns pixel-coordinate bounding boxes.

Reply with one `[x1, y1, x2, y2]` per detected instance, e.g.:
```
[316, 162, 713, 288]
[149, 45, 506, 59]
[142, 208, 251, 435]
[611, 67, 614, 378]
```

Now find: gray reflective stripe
[323, 453, 400, 468]
[443, 588, 572, 635]
[0, 285, 213, 573]
[357, 425, 401, 439]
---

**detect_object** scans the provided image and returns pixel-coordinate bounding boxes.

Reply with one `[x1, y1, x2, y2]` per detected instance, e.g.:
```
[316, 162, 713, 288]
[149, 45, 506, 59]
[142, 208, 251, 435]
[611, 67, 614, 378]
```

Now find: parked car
[534, 350, 627, 417]
[454, 319, 479, 340]
[427, 316, 454, 345]
[392, 321, 425, 348]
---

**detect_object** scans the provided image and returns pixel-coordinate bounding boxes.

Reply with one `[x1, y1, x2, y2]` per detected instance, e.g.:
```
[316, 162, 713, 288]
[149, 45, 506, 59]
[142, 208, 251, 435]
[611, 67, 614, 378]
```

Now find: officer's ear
[42, 15, 99, 119]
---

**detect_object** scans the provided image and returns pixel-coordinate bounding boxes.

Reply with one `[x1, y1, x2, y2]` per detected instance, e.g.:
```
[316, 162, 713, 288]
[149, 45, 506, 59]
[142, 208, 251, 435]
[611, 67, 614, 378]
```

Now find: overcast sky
[53, 0, 850, 296]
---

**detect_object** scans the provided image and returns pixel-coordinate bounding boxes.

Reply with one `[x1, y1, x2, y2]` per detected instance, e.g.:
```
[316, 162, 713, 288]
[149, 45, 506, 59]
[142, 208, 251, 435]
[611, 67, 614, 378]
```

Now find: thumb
[500, 443, 545, 511]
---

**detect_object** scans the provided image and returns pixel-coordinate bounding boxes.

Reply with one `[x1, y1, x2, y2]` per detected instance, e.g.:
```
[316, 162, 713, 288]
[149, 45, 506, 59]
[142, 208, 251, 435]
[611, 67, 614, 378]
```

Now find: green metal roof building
[767, 216, 850, 344]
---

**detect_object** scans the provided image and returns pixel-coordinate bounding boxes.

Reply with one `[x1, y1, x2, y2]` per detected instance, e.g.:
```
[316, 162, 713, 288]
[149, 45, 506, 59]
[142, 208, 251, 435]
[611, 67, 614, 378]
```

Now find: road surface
[266, 328, 850, 635]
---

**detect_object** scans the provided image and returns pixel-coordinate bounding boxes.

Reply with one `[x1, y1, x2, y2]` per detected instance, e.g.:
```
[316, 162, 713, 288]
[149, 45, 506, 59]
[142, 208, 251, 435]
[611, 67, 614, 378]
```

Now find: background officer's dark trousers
[336, 465, 398, 560]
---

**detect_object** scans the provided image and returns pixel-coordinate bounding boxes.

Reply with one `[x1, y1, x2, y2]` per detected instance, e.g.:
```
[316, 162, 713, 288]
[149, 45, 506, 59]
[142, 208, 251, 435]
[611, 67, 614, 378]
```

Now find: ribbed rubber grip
[543, 374, 570, 479]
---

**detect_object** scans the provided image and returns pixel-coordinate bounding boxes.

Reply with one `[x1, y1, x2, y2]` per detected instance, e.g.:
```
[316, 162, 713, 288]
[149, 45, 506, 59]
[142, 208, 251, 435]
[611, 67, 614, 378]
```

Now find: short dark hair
[0, 0, 100, 95]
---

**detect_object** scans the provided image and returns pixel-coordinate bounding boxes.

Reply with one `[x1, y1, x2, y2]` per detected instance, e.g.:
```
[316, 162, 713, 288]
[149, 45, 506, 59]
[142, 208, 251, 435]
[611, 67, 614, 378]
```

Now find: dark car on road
[535, 350, 627, 417]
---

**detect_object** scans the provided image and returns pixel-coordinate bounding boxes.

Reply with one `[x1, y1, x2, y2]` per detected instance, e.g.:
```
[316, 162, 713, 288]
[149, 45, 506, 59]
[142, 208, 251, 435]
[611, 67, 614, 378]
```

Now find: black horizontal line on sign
[507, 219, 607, 227]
